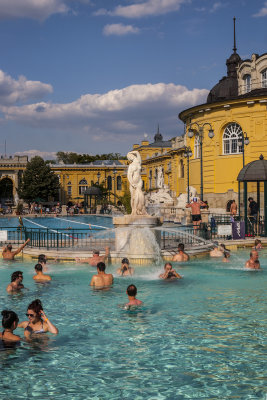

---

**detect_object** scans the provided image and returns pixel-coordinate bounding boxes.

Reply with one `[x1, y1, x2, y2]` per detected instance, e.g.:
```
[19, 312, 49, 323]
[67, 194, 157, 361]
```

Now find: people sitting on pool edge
[159, 263, 182, 280]
[1, 310, 20, 342]
[2, 238, 30, 260]
[6, 271, 25, 293]
[245, 250, 261, 269]
[117, 258, 134, 276]
[125, 284, 142, 307]
[90, 262, 113, 288]
[33, 263, 52, 282]
[172, 243, 189, 262]
[18, 299, 58, 338]
[76, 246, 110, 266]
[253, 239, 262, 251]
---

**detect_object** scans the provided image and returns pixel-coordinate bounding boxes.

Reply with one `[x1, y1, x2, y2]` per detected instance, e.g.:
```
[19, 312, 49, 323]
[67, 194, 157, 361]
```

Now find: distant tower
[154, 124, 163, 142]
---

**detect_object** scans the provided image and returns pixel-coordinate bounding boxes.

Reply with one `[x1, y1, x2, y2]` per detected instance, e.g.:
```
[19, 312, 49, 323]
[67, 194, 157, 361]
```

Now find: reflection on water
[0, 250, 266, 399]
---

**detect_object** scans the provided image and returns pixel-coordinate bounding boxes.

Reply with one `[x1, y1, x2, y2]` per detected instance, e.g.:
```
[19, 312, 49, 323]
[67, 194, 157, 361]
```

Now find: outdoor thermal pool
[0, 250, 266, 399]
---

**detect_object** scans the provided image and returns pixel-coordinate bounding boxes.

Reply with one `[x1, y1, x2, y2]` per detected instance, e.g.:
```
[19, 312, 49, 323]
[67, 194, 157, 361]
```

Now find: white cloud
[253, 1, 267, 17]
[103, 23, 140, 36]
[210, 2, 224, 13]
[14, 150, 57, 160]
[94, 0, 188, 18]
[1, 83, 208, 142]
[0, 0, 69, 20]
[0, 70, 53, 106]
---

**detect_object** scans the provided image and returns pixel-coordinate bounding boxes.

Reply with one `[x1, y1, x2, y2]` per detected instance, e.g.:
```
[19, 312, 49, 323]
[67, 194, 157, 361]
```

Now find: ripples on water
[0, 250, 266, 399]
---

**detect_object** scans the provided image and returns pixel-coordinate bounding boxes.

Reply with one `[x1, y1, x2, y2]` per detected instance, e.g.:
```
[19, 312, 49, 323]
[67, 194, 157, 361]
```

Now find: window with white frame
[261, 69, 267, 88]
[194, 135, 200, 159]
[223, 123, 243, 155]
[79, 178, 88, 195]
[243, 74, 251, 93]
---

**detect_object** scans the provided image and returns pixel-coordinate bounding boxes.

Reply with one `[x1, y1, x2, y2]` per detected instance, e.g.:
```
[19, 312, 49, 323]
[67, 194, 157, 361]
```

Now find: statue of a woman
[127, 151, 147, 215]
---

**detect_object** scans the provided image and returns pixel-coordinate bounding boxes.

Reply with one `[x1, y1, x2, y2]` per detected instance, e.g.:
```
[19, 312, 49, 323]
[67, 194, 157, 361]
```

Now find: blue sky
[0, 0, 266, 159]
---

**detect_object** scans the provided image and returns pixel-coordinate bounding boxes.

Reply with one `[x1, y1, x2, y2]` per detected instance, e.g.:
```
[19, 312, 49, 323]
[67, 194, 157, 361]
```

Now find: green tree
[19, 156, 59, 202]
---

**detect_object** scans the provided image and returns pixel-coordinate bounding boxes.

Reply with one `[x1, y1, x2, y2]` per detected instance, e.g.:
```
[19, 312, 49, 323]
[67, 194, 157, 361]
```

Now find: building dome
[237, 155, 267, 181]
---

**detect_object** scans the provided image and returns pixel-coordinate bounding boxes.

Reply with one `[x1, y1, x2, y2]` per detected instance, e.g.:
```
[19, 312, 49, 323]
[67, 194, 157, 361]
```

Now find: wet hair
[97, 262, 106, 272]
[38, 254, 47, 264]
[255, 239, 261, 246]
[250, 250, 258, 258]
[164, 262, 172, 269]
[93, 250, 100, 255]
[27, 299, 43, 315]
[1, 310, 19, 329]
[11, 271, 23, 282]
[127, 284, 137, 297]
[248, 197, 253, 201]
[178, 243, 184, 251]
[35, 263, 43, 272]
[122, 258, 129, 264]
[223, 252, 230, 259]
[7, 244, 12, 251]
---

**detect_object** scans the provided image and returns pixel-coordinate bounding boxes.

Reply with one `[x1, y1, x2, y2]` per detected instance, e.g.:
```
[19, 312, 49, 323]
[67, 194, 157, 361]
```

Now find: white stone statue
[176, 186, 198, 208]
[14, 191, 19, 206]
[127, 151, 147, 215]
[157, 167, 164, 189]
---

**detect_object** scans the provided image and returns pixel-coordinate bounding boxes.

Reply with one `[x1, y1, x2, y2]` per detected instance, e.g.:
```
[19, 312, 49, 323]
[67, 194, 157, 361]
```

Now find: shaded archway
[0, 178, 13, 204]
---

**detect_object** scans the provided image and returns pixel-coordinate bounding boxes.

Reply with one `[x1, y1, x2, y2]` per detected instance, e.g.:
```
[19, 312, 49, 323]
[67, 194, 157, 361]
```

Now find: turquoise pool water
[0, 215, 113, 231]
[0, 251, 266, 399]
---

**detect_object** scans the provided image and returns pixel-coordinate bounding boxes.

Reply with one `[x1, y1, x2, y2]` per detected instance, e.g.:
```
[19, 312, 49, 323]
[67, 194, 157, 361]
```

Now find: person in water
[90, 262, 113, 288]
[117, 258, 134, 276]
[222, 252, 230, 263]
[2, 239, 30, 260]
[245, 250, 261, 269]
[33, 263, 52, 282]
[125, 284, 142, 307]
[172, 243, 189, 262]
[38, 254, 48, 272]
[76, 247, 110, 266]
[209, 243, 224, 257]
[1, 310, 20, 342]
[159, 262, 182, 280]
[6, 271, 24, 293]
[18, 299, 58, 338]
[254, 239, 262, 250]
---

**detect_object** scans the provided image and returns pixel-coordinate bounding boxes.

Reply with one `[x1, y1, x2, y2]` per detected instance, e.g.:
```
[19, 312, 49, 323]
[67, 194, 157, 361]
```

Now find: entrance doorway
[0, 178, 14, 205]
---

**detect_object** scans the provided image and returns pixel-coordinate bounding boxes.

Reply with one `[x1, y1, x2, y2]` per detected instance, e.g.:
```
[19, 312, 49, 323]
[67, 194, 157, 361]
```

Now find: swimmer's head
[7, 244, 12, 251]
[35, 263, 43, 272]
[93, 250, 100, 256]
[178, 243, 184, 251]
[1, 310, 19, 329]
[27, 299, 43, 316]
[97, 262, 106, 272]
[127, 284, 137, 297]
[38, 254, 47, 264]
[121, 258, 129, 265]
[11, 271, 23, 282]
[164, 262, 172, 271]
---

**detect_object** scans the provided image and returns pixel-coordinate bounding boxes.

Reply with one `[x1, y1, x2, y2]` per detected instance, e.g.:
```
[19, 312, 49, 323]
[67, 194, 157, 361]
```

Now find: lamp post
[237, 131, 249, 167]
[183, 146, 193, 203]
[97, 171, 101, 184]
[113, 169, 117, 204]
[187, 122, 214, 201]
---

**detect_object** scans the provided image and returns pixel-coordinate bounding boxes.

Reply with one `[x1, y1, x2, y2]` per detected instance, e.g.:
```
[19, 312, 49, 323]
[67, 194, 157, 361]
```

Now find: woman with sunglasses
[18, 299, 58, 338]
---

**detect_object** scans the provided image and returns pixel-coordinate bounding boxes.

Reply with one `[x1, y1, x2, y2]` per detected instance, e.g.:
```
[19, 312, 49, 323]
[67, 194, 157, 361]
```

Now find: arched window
[116, 176, 122, 191]
[261, 69, 267, 88]
[79, 178, 88, 195]
[155, 169, 158, 188]
[243, 74, 251, 93]
[194, 135, 200, 159]
[149, 170, 152, 189]
[67, 181, 72, 196]
[179, 160, 184, 178]
[107, 176, 112, 190]
[223, 123, 243, 155]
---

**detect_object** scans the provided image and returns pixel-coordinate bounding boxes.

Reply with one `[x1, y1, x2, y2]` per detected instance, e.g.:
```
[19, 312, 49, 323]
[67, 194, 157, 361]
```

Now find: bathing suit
[192, 214, 201, 222]
[25, 321, 45, 334]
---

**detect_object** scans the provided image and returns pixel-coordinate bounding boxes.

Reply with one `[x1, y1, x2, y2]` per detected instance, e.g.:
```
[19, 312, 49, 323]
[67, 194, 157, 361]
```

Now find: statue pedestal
[113, 215, 163, 264]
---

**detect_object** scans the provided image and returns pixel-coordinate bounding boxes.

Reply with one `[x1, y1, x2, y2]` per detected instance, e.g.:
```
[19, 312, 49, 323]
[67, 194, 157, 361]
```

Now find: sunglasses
[25, 313, 35, 318]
